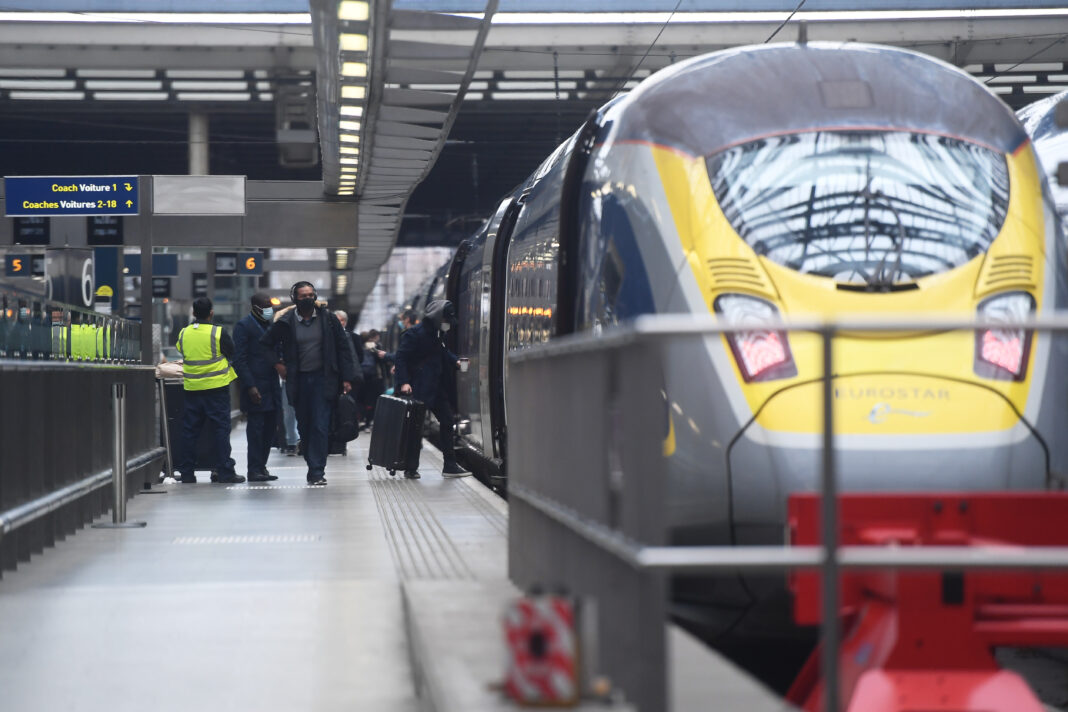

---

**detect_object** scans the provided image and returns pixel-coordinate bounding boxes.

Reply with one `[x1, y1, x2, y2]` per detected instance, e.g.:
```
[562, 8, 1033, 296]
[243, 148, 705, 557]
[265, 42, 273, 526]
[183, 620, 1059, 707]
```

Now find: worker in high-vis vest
[174, 297, 245, 484]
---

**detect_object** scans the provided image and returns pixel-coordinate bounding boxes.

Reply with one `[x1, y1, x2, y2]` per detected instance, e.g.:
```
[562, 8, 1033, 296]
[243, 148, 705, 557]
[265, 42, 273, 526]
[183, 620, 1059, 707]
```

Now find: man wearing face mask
[260, 282, 357, 486]
[393, 299, 470, 479]
[232, 292, 284, 482]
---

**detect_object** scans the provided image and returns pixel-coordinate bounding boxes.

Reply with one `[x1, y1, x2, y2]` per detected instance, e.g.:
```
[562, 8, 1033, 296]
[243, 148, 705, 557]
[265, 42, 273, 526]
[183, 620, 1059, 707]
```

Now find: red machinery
[786, 493, 1068, 712]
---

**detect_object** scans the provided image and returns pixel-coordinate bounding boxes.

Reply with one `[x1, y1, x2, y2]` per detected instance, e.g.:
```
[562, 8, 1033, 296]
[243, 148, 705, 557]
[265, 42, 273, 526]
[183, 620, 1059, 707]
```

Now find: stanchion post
[820, 327, 839, 712]
[93, 382, 147, 529]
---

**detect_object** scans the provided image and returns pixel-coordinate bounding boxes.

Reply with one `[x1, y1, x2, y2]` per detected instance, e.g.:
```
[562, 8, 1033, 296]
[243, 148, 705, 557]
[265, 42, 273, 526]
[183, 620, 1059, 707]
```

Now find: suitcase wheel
[366, 463, 372, 471]
[389, 469, 396, 477]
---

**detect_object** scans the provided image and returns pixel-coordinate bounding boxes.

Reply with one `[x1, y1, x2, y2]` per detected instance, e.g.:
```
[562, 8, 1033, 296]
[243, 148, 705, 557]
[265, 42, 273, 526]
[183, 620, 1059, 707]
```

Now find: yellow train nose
[754, 374, 1023, 436]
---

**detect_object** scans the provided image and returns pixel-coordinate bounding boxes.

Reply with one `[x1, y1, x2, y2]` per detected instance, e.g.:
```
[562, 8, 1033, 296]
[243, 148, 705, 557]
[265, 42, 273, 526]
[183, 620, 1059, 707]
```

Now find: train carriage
[431, 42, 1067, 641]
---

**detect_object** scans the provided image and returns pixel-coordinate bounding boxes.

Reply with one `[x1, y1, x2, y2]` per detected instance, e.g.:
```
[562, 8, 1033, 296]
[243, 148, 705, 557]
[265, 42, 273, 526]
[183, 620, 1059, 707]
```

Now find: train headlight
[714, 294, 797, 382]
[974, 292, 1035, 381]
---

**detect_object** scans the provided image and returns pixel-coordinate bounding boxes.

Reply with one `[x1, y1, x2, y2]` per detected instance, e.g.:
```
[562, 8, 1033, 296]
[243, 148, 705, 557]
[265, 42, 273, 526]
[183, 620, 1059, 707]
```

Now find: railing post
[820, 326, 840, 712]
[93, 382, 146, 529]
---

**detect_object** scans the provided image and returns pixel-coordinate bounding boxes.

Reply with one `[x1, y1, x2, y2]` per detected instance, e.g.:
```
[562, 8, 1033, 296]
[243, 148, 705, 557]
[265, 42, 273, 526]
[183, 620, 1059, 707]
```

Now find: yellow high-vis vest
[177, 322, 237, 391]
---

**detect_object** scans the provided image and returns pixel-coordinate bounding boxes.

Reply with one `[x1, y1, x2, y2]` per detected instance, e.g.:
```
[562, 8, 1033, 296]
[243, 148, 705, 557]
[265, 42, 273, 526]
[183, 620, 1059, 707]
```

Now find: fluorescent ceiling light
[172, 81, 248, 91]
[340, 34, 368, 52]
[0, 12, 311, 23]
[340, 134, 360, 144]
[94, 92, 168, 101]
[340, 105, 364, 117]
[341, 85, 366, 100]
[337, 2, 369, 22]
[340, 146, 360, 155]
[9, 91, 85, 100]
[341, 62, 367, 78]
[177, 92, 251, 101]
[167, 70, 246, 79]
[78, 69, 157, 78]
[0, 79, 75, 90]
[85, 80, 162, 90]
[339, 120, 361, 131]
[340, 158, 359, 165]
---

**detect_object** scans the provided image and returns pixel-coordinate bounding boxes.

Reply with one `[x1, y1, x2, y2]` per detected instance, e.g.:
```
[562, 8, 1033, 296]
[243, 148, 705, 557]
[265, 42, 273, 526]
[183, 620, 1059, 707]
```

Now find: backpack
[332, 392, 360, 443]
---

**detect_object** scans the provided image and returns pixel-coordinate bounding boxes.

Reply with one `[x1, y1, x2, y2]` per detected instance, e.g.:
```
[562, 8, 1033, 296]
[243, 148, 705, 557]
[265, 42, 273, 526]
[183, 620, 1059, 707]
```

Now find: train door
[482, 197, 521, 465]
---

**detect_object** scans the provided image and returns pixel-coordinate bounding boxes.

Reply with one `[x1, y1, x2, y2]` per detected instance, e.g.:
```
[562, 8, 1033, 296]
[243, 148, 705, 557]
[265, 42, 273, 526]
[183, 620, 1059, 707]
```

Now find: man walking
[232, 292, 283, 482]
[394, 299, 470, 479]
[175, 297, 245, 484]
[261, 282, 357, 486]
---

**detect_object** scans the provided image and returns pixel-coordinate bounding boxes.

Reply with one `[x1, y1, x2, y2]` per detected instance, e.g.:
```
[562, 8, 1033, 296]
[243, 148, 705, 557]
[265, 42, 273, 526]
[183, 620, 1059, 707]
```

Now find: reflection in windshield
[707, 131, 1010, 287]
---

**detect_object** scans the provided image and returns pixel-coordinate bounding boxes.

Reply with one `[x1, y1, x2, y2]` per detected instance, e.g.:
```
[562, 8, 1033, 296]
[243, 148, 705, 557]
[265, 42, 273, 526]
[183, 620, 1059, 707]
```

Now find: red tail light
[974, 292, 1034, 381]
[715, 294, 797, 382]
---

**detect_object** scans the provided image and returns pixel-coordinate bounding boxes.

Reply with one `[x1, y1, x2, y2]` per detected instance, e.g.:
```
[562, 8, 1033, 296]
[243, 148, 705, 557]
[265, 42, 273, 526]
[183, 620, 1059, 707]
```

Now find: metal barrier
[506, 314, 1068, 712]
[0, 362, 164, 575]
[0, 283, 142, 364]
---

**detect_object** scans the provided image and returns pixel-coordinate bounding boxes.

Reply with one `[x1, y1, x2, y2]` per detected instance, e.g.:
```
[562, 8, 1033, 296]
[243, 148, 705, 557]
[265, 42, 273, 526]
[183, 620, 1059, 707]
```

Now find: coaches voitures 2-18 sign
[4, 176, 139, 217]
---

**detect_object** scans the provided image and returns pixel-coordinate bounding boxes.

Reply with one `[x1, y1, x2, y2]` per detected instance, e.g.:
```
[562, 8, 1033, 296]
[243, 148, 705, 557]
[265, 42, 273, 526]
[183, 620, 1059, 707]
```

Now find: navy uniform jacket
[231, 312, 282, 412]
[393, 322, 457, 409]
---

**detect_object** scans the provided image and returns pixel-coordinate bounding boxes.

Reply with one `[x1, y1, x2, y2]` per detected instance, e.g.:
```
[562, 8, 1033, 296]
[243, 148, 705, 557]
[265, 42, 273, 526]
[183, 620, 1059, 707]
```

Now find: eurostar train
[403, 42, 1068, 641]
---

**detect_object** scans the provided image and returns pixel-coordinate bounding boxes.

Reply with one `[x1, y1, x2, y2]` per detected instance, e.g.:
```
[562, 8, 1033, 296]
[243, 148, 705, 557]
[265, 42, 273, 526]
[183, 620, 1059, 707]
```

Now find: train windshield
[706, 131, 1010, 287]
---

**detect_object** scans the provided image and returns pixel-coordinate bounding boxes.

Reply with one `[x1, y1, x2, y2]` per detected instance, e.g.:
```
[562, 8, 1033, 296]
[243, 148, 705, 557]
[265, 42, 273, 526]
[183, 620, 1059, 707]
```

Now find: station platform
[0, 424, 789, 712]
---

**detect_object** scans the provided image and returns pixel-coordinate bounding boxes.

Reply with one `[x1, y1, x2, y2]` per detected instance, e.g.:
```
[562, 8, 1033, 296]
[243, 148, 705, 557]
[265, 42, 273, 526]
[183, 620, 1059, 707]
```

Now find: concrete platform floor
[0, 424, 507, 712]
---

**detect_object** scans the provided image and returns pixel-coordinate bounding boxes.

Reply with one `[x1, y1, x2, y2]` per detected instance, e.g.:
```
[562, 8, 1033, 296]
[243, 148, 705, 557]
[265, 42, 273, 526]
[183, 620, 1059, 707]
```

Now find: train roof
[611, 42, 1028, 157]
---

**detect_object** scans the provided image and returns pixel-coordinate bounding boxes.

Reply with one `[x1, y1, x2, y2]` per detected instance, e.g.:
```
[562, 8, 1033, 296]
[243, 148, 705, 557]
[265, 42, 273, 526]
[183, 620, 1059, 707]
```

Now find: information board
[13, 217, 49, 245]
[5, 254, 31, 277]
[152, 277, 171, 298]
[4, 176, 139, 217]
[87, 215, 124, 245]
[238, 252, 264, 275]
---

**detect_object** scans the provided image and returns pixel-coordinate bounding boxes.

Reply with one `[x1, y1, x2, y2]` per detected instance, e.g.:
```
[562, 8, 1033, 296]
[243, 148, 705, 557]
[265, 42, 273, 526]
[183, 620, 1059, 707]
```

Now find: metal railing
[506, 313, 1068, 712]
[0, 283, 142, 363]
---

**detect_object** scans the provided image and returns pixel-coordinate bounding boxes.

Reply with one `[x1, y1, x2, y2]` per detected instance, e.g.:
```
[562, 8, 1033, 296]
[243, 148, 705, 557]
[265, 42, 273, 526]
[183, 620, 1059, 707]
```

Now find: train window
[707, 131, 1010, 287]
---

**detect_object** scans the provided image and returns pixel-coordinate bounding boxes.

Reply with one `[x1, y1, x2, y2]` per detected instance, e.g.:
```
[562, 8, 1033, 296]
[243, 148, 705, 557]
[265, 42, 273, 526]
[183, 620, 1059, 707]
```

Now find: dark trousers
[295, 370, 334, 479]
[178, 386, 236, 478]
[412, 398, 458, 470]
[246, 409, 277, 475]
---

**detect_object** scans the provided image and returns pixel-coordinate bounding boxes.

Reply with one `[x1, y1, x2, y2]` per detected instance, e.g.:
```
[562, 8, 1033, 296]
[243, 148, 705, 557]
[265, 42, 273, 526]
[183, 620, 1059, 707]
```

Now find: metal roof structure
[0, 4, 1066, 313]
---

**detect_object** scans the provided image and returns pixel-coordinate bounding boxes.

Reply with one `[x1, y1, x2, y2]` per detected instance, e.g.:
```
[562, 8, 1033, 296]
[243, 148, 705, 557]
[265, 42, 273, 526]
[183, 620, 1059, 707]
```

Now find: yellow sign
[95, 285, 114, 297]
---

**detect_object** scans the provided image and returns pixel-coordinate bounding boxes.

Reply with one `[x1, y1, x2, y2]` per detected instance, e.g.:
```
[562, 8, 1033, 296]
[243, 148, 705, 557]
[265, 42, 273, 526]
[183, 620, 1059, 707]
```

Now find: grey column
[188, 112, 210, 176]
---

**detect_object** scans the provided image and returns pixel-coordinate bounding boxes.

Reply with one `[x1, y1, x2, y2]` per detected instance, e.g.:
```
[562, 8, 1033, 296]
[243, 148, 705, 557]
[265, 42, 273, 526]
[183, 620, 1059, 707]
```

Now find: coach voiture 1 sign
[4, 176, 139, 217]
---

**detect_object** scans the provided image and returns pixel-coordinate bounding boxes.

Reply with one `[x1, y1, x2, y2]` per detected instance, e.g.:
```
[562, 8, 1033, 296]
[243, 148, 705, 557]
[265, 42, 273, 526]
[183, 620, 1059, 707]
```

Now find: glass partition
[0, 284, 141, 364]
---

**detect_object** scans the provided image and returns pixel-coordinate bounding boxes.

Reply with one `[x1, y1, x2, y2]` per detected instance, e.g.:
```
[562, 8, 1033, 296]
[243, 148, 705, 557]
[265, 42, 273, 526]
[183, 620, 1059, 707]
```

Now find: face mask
[440, 322, 451, 332]
[297, 296, 316, 311]
[258, 307, 274, 320]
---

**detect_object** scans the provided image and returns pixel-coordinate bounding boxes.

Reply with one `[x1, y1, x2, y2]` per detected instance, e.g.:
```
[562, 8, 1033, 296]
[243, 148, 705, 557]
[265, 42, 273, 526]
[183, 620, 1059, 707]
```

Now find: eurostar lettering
[835, 386, 951, 401]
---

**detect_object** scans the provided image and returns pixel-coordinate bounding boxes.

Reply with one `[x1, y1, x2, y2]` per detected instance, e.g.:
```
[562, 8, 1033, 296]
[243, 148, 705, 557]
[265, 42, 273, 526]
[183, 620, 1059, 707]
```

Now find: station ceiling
[0, 4, 1066, 312]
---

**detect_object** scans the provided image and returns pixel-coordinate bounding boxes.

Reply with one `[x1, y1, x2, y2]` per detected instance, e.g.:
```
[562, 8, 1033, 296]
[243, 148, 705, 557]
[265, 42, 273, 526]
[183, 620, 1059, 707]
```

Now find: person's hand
[248, 387, 262, 405]
[455, 360, 461, 370]
[342, 380, 352, 394]
[274, 363, 286, 380]
[377, 350, 386, 359]
[400, 383, 412, 396]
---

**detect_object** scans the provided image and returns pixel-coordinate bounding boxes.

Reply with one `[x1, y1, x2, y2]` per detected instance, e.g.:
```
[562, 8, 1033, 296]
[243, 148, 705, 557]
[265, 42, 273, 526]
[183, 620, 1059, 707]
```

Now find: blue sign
[4, 254, 32, 277]
[123, 253, 179, 277]
[238, 252, 264, 275]
[4, 176, 139, 217]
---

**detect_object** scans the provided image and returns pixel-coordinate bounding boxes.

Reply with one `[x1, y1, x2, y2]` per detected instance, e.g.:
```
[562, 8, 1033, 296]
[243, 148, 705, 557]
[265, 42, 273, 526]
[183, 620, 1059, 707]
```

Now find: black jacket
[260, 304, 359, 406]
[393, 322, 457, 409]
[232, 312, 282, 413]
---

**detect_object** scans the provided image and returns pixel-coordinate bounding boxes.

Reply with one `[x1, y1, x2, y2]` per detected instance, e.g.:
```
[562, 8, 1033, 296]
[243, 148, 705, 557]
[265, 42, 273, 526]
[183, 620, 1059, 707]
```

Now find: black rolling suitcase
[366, 394, 425, 476]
